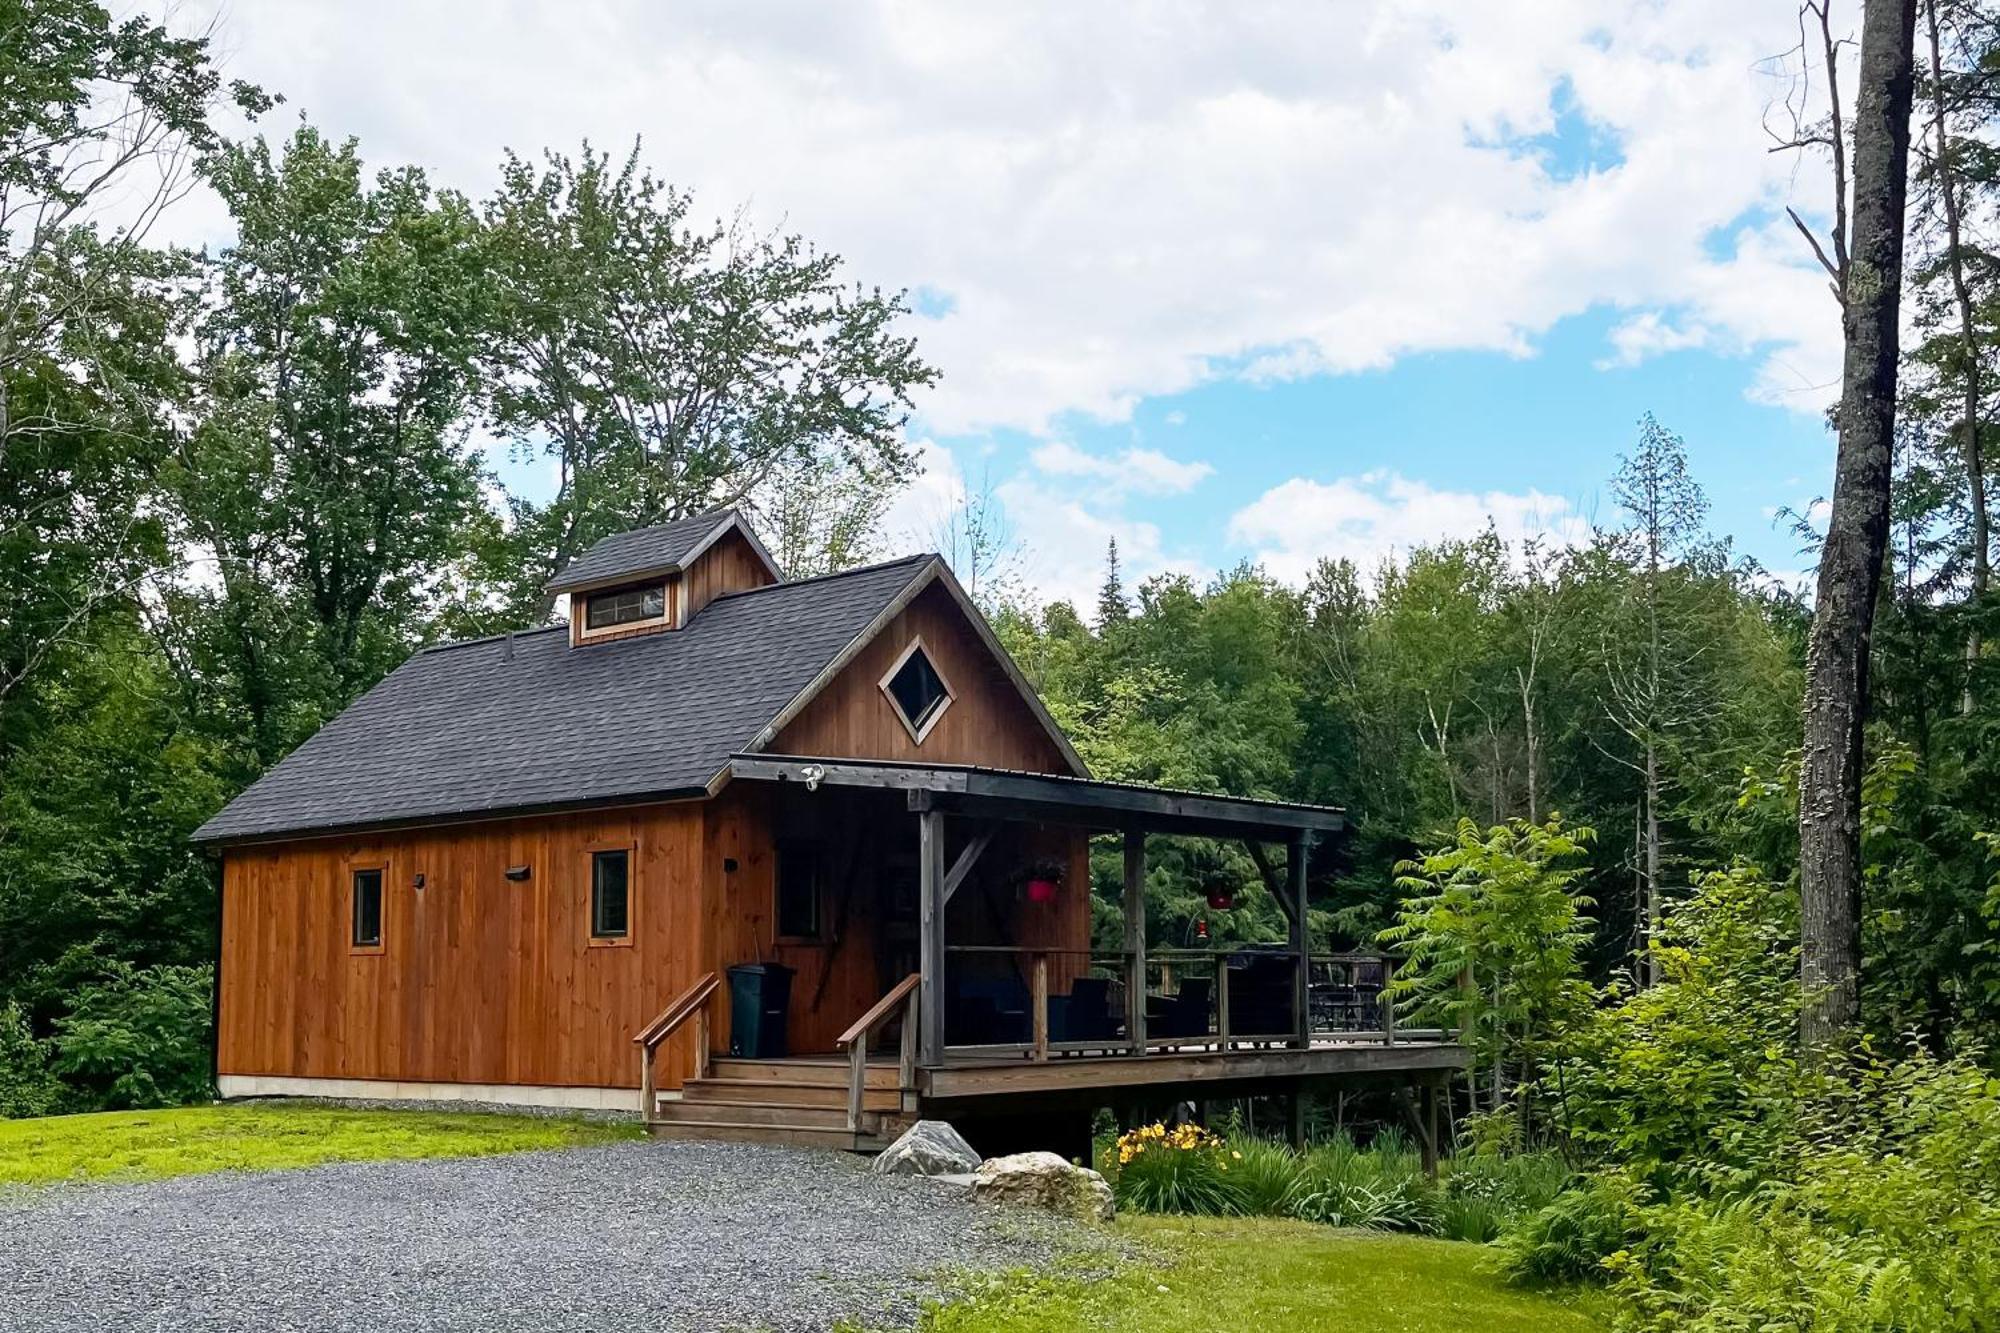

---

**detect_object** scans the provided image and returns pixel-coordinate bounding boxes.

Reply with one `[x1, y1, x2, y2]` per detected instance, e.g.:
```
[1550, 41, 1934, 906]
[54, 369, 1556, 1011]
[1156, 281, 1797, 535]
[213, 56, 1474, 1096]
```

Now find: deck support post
[918, 801, 947, 1068]
[1123, 831, 1147, 1055]
[1421, 1080, 1440, 1179]
[1288, 833, 1312, 1050]
[1288, 1087, 1307, 1149]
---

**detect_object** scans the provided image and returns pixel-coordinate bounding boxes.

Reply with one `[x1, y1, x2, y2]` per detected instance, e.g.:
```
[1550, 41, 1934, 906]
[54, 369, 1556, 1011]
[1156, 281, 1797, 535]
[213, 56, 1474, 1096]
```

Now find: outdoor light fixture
[413, 872, 426, 890]
[504, 864, 531, 881]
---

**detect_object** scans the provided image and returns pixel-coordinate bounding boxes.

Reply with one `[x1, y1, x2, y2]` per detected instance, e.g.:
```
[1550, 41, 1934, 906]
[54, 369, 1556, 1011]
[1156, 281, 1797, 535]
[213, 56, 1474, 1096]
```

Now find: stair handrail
[633, 971, 720, 1125]
[837, 972, 921, 1133]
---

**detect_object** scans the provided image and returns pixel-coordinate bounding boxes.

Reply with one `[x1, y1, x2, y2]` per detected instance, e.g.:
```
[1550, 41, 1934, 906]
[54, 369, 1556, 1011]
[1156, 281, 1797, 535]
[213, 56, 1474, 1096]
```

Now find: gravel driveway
[0, 1139, 1112, 1332]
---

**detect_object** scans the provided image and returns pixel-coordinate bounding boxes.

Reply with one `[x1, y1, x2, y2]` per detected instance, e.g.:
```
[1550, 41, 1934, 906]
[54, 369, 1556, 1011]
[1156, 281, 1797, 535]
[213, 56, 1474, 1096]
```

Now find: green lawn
[912, 1215, 1612, 1333]
[0, 1103, 641, 1186]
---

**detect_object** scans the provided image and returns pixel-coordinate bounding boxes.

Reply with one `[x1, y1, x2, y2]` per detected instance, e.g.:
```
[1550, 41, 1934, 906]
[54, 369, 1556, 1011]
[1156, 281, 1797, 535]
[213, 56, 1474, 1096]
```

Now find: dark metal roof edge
[193, 785, 712, 850]
[727, 753, 1347, 833]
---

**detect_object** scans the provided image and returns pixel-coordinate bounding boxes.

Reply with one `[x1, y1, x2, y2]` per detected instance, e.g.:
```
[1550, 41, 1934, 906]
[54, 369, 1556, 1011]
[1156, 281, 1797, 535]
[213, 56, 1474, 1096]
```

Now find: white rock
[969, 1150, 1115, 1222]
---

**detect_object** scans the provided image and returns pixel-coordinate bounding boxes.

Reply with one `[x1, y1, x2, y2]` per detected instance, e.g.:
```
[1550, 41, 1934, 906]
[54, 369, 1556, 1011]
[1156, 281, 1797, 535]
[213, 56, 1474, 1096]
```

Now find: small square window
[776, 841, 821, 940]
[351, 868, 383, 949]
[882, 641, 952, 741]
[585, 583, 667, 630]
[591, 849, 630, 939]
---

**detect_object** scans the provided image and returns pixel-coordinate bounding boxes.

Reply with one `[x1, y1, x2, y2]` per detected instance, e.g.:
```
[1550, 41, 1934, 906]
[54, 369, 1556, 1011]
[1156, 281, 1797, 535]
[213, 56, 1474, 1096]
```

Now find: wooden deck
[645, 1038, 1468, 1152]
[918, 1036, 1467, 1101]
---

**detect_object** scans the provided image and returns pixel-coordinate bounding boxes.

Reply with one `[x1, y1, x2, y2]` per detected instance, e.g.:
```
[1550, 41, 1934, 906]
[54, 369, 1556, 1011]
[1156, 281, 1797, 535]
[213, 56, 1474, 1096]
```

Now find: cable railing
[933, 944, 1419, 1062]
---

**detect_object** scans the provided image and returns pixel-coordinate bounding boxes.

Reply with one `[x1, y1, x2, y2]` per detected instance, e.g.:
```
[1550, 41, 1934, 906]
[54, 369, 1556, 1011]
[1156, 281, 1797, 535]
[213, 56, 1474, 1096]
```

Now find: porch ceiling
[726, 754, 1345, 843]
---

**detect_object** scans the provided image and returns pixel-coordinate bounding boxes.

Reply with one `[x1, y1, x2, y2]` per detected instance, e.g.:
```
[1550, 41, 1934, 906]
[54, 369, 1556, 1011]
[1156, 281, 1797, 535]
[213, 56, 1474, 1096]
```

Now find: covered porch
[637, 754, 1467, 1156]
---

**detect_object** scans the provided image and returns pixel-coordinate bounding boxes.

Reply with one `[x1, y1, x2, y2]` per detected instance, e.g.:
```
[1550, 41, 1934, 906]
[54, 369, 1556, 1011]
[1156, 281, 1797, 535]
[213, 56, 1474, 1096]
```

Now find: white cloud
[176, 0, 1844, 436]
[996, 475, 1204, 612]
[1598, 311, 1714, 369]
[1227, 470, 1589, 584]
[1028, 440, 1214, 496]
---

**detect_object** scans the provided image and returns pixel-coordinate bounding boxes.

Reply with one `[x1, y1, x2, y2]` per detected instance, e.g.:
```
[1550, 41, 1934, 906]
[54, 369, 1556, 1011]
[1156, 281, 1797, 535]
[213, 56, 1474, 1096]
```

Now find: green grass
[0, 1103, 642, 1186]
[911, 1215, 1613, 1333]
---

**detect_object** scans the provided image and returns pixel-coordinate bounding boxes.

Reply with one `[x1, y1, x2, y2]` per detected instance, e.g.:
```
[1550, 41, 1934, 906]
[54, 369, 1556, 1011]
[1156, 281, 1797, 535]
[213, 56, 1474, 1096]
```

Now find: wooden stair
[646, 1057, 909, 1151]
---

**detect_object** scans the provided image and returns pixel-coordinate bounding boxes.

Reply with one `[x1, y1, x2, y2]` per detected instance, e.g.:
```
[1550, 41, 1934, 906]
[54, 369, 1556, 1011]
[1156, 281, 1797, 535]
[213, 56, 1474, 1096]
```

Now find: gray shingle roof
[192, 555, 937, 844]
[544, 509, 750, 594]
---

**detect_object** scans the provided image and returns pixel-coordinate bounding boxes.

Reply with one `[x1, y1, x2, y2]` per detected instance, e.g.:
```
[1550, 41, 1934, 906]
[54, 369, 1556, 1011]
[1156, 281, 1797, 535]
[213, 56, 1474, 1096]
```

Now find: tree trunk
[1924, 0, 1988, 712]
[1644, 744, 1662, 986]
[1800, 0, 1918, 1047]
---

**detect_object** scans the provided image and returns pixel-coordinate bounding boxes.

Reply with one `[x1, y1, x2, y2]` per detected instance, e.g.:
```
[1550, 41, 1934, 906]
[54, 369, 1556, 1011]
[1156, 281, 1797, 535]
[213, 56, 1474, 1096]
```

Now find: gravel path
[0, 1140, 1115, 1332]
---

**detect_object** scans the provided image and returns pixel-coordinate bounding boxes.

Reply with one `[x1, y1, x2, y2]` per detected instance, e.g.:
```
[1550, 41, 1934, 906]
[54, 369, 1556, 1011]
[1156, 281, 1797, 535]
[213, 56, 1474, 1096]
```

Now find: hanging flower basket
[1020, 858, 1065, 904]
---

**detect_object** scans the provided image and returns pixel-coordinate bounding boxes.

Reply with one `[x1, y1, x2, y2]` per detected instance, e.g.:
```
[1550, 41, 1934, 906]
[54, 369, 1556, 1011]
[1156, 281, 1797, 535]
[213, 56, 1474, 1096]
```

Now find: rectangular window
[584, 583, 667, 630]
[351, 868, 383, 949]
[591, 849, 630, 940]
[775, 840, 820, 940]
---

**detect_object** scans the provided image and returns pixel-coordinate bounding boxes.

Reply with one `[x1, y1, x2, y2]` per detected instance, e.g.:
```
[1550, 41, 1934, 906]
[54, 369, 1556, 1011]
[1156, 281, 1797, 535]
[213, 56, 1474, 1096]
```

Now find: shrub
[52, 963, 214, 1109]
[1498, 1173, 1643, 1286]
[1111, 1122, 1242, 1216]
[1438, 1150, 1573, 1243]
[0, 1003, 63, 1119]
[1554, 865, 1800, 1191]
[1608, 1048, 2000, 1331]
[1289, 1131, 1439, 1233]
[1222, 1134, 1302, 1216]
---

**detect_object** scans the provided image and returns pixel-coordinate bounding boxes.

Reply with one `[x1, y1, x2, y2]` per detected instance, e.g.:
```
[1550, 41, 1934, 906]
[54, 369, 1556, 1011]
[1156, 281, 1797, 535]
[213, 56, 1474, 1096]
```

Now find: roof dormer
[548, 509, 784, 647]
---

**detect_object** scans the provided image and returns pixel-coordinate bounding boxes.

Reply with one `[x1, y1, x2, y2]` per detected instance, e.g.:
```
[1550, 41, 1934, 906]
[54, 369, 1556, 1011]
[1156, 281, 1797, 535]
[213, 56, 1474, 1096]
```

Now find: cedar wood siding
[683, 526, 778, 618]
[769, 579, 1073, 772]
[217, 802, 711, 1091]
[216, 561, 1088, 1095]
[741, 576, 1092, 1042]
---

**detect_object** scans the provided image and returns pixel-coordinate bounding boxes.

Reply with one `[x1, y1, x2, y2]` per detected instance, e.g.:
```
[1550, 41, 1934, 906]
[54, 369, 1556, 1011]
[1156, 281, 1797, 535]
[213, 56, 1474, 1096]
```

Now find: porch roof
[726, 753, 1345, 843]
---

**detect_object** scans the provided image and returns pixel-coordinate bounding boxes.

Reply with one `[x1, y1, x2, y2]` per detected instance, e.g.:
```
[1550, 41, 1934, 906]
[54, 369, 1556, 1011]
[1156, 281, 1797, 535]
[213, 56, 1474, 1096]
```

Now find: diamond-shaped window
[883, 641, 953, 741]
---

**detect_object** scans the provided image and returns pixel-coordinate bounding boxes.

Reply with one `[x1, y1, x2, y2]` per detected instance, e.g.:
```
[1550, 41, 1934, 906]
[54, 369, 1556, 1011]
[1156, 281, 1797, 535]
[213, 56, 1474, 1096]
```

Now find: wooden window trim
[585, 840, 638, 948]
[877, 634, 957, 746]
[576, 580, 676, 642]
[347, 859, 388, 956]
[772, 838, 825, 948]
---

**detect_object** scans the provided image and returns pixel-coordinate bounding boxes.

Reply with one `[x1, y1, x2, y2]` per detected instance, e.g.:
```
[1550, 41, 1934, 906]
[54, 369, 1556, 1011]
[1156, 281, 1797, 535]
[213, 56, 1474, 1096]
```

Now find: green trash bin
[726, 962, 794, 1058]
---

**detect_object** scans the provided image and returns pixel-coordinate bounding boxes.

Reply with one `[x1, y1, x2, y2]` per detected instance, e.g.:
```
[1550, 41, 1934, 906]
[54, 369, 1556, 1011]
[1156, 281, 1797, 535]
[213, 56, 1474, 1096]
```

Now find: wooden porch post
[1124, 830, 1147, 1055]
[918, 802, 947, 1068]
[1289, 832, 1312, 1049]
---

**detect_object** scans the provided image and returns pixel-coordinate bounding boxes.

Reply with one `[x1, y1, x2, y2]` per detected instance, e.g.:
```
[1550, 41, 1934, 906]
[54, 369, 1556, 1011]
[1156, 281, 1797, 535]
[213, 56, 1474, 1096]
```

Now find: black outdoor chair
[948, 977, 1031, 1046]
[1049, 975, 1120, 1047]
[1225, 952, 1295, 1043]
[1147, 976, 1212, 1042]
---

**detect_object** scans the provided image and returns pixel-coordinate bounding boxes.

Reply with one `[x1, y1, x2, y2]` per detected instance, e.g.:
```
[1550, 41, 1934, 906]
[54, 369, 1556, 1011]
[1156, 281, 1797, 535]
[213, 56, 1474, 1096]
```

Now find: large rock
[871, 1120, 982, 1177]
[969, 1150, 1115, 1222]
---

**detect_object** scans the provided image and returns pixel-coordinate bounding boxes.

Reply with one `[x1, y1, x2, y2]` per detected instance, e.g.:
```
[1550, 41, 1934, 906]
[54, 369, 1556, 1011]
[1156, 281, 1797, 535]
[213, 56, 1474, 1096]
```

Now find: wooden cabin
[196, 511, 1463, 1155]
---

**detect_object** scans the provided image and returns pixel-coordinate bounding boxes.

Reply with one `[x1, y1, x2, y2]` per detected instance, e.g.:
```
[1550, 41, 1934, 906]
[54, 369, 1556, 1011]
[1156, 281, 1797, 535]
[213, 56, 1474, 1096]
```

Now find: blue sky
[189, 0, 1842, 607]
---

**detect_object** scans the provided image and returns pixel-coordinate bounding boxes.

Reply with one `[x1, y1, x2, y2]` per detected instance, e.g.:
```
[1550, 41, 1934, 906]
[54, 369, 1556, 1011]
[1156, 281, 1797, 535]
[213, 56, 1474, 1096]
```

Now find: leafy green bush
[1555, 865, 1800, 1191]
[0, 1002, 63, 1119]
[1288, 1131, 1439, 1233]
[1498, 1173, 1643, 1286]
[1608, 1048, 2000, 1331]
[52, 963, 214, 1109]
[1439, 1150, 1573, 1242]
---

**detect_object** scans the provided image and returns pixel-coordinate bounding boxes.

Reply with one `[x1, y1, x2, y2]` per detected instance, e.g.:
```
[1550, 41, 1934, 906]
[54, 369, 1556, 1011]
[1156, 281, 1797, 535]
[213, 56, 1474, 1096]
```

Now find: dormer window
[581, 582, 670, 636]
[880, 638, 954, 743]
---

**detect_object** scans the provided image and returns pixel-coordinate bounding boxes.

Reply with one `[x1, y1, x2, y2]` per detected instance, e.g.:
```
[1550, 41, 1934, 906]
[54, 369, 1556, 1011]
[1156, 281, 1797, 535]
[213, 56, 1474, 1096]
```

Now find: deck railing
[936, 945, 1414, 1063]
[836, 972, 920, 1132]
[632, 971, 719, 1124]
